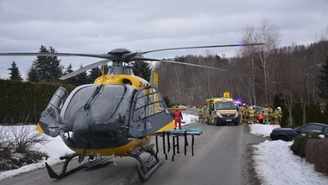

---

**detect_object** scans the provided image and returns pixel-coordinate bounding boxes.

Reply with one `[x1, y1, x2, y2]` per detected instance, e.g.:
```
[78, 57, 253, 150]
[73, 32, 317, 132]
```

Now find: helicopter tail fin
[150, 71, 161, 111]
[150, 71, 158, 88]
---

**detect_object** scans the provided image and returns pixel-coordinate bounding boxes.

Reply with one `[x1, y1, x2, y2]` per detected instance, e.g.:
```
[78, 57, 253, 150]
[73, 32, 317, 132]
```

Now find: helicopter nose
[72, 113, 90, 144]
[71, 112, 122, 149]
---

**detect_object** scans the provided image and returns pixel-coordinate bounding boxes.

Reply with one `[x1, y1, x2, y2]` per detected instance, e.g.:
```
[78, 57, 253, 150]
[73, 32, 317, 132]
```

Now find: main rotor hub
[108, 48, 132, 55]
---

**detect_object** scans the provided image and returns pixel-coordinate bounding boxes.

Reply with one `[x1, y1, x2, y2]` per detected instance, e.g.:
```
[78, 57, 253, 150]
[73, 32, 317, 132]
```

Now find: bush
[290, 135, 308, 158]
[0, 125, 49, 171]
[290, 133, 322, 158]
[8, 126, 48, 153]
[305, 138, 328, 175]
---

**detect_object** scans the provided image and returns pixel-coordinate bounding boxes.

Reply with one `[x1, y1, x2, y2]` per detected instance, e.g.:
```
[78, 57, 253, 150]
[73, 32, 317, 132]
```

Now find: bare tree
[281, 89, 297, 126]
[240, 20, 281, 105]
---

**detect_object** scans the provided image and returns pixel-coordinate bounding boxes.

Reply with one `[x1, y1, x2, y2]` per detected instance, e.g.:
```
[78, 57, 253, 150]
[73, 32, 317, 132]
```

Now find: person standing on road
[263, 104, 269, 124]
[198, 105, 204, 123]
[238, 104, 244, 123]
[268, 105, 273, 124]
[247, 106, 256, 124]
[273, 107, 282, 125]
[173, 106, 183, 130]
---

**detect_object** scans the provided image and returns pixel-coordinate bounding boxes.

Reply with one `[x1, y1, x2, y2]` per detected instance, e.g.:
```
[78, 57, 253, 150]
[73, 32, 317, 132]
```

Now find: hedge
[290, 133, 328, 176]
[305, 138, 328, 175]
[0, 79, 75, 125]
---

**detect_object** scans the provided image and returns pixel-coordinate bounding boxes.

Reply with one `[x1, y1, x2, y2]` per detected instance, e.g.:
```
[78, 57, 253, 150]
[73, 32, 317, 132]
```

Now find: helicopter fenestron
[0, 42, 264, 181]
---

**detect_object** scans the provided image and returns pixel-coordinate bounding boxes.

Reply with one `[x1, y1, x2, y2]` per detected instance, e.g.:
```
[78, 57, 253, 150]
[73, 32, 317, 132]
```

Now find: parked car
[270, 122, 328, 141]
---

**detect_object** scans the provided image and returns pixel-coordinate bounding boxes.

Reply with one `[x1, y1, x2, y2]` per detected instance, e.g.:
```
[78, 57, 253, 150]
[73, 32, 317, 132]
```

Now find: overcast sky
[0, 0, 327, 80]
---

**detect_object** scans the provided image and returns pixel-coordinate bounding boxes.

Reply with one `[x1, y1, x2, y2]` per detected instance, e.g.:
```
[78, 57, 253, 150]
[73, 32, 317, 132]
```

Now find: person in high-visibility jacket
[247, 106, 256, 124]
[273, 107, 282, 125]
[198, 105, 204, 123]
[263, 104, 269, 124]
[173, 107, 183, 130]
[244, 105, 249, 123]
[238, 104, 244, 123]
[268, 105, 273, 124]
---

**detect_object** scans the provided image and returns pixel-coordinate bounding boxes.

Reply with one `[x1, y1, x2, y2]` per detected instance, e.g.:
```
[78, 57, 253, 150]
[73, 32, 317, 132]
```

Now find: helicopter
[0, 42, 264, 181]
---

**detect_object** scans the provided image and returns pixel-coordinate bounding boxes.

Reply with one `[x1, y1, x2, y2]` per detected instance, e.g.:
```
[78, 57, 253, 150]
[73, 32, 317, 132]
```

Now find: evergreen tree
[63, 63, 76, 85]
[27, 66, 39, 82]
[89, 67, 101, 82]
[7, 61, 22, 81]
[74, 65, 88, 86]
[133, 61, 151, 81]
[28, 45, 64, 82]
[317, 54, 328, 101]
[64, 63, 74, 75]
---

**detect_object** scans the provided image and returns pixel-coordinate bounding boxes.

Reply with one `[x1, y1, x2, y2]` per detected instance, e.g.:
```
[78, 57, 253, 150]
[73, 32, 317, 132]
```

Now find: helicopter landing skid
[45, 153, 112, 179]
[128, 144, 164, 181]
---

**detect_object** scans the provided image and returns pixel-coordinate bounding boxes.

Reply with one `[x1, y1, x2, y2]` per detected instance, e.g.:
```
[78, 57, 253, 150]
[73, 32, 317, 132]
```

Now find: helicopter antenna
[100, 65, 105, 76]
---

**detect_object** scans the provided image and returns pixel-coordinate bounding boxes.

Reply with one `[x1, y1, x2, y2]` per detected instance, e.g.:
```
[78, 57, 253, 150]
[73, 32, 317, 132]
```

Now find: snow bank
[0, 125, 73, 181]
[253, 140, 328, 185]
[182, 113, 198, 126]
[249, 124, 280, 137]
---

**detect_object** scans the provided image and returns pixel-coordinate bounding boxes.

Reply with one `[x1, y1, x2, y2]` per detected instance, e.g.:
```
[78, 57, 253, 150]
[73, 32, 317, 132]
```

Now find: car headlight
[216, 111, 223, 118]
[234, 112, 238, 118]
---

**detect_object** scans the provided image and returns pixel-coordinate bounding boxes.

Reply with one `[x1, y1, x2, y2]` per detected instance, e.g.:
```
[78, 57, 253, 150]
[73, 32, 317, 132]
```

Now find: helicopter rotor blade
[59, 59, 111, 80]
[130, 57, 228, 72]
[0, 52, 112, 60]
[140, 43, 265, 55]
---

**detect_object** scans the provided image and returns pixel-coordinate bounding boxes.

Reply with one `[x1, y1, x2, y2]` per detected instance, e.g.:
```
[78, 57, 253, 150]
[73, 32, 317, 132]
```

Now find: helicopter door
[129, 85, 173, 138]
[38, 87, 69, 137]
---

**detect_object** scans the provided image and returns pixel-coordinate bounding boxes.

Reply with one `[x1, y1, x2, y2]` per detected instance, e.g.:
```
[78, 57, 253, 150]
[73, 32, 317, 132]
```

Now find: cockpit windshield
[215, 102, 236, 110]
[63, 84, 133, 124]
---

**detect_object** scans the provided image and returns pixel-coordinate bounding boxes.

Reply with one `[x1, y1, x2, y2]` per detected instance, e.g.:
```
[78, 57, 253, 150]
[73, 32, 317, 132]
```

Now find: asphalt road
[1, 108, 266, 185]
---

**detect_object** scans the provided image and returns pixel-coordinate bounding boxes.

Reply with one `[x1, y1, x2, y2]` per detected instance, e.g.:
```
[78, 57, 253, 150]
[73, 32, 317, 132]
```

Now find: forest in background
[157, 20, 328, 107]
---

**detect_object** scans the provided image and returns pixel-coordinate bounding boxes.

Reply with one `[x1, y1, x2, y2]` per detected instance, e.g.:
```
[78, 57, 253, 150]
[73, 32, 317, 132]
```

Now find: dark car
[270, 122, 328, 141]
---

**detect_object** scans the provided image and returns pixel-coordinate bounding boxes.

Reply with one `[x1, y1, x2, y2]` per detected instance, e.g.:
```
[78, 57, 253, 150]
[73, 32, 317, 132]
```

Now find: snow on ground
[181, 113, 198, 126]
[0, 125, 73, 181]
[178, 105, 188, 109]
[249, 124, 281, 137]
[253, 140, 328, 185]
[0, 113, 197, 181]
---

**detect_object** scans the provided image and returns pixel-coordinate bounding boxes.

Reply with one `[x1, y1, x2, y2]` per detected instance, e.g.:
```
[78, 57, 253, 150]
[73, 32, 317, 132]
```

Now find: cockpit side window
[132, 87, 165, 122]
[64, 86, 96, 122]
[133, 92, 149, 121]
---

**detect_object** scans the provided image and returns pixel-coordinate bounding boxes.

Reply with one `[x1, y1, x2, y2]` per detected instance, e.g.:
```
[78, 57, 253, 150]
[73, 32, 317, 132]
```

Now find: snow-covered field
[0, 113, 198, 181]
[249, 124, 328, 185]
[253, 140, 328, 185]
[249, 123, 281, 137]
